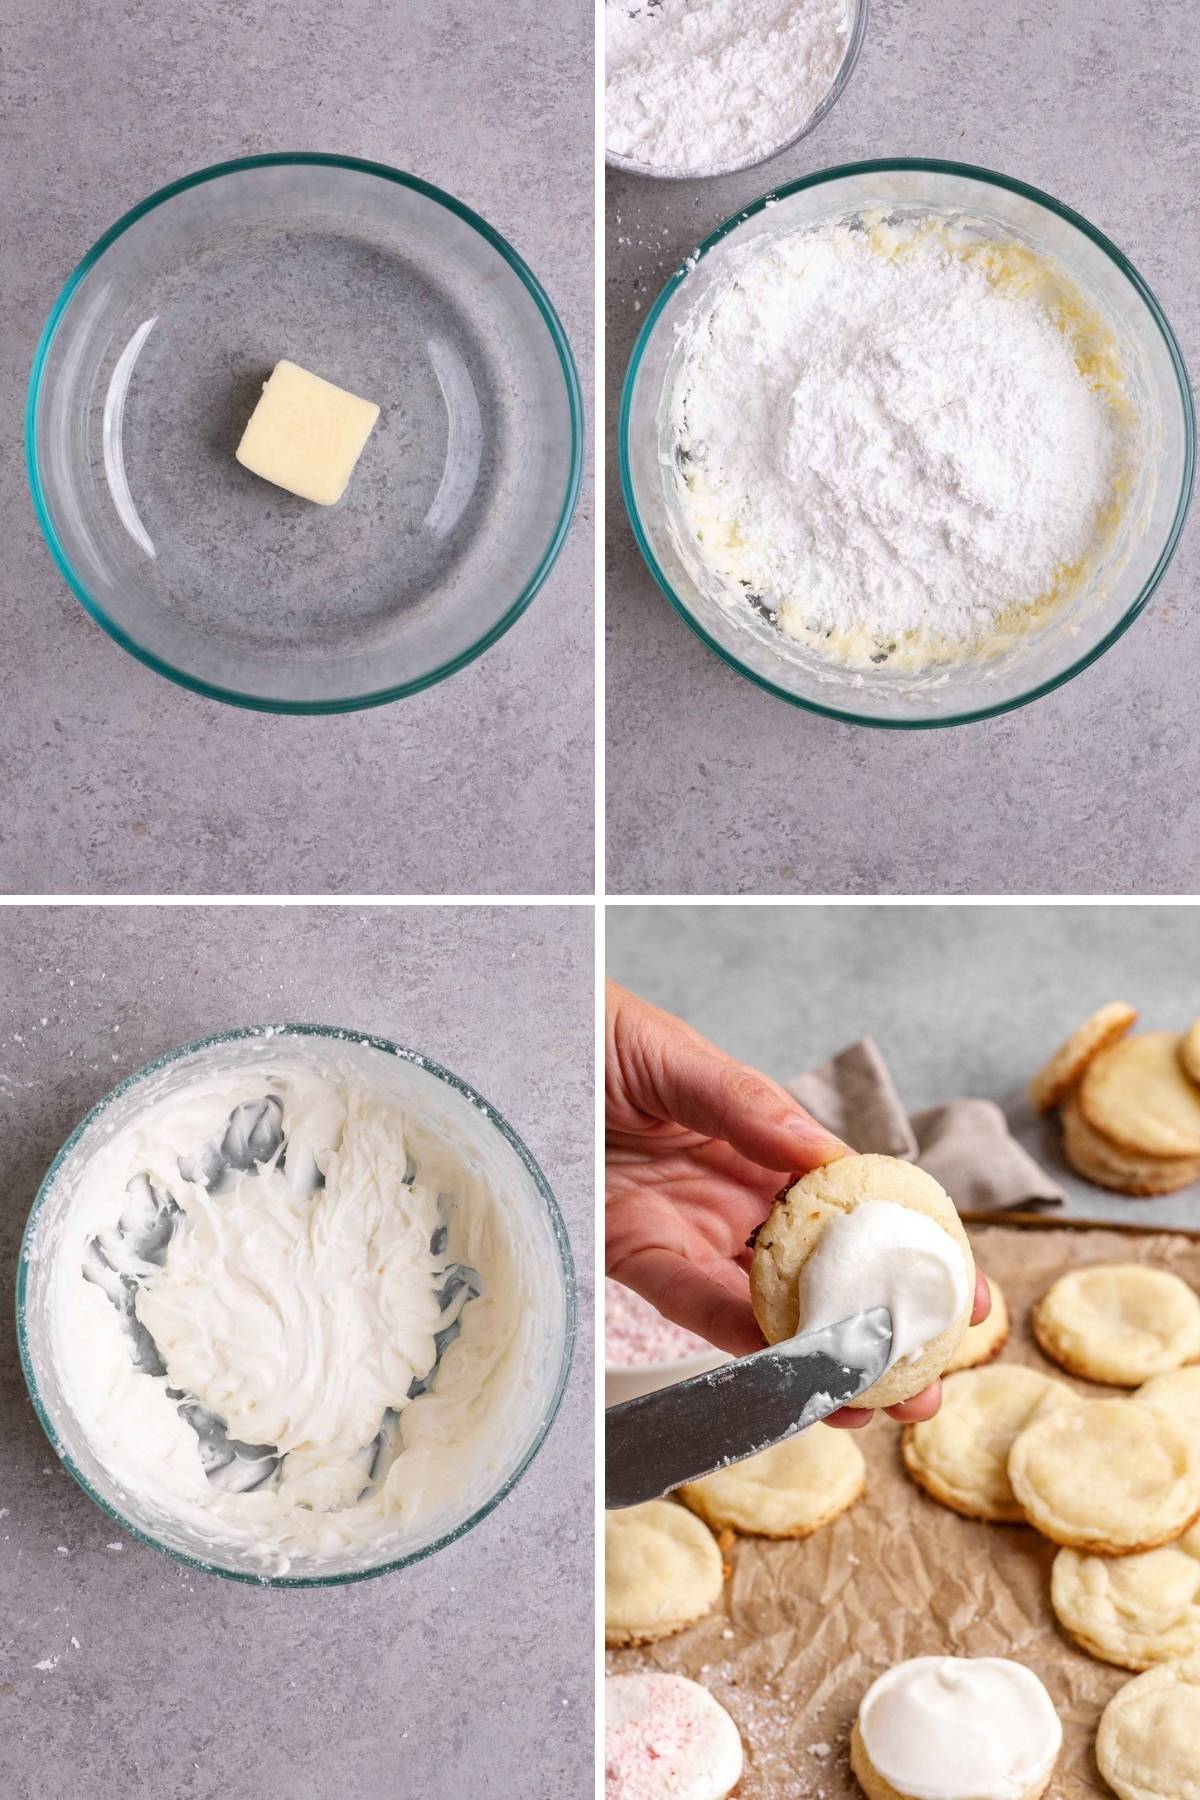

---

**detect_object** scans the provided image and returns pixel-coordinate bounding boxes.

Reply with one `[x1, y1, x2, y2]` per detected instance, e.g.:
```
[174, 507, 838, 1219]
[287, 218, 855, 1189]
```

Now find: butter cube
[235, 360, 380, 506]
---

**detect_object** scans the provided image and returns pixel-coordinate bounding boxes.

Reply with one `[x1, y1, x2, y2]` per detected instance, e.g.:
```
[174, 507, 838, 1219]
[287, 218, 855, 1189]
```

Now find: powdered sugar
[605, 1279, 713, 1365]
[605, 0, 852, 177]
[672, 218, 1133, 669]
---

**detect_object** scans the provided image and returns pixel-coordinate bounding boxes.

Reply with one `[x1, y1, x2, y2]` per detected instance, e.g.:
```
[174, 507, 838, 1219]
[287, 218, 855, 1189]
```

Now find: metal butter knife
[605, 1307, 892, 1510]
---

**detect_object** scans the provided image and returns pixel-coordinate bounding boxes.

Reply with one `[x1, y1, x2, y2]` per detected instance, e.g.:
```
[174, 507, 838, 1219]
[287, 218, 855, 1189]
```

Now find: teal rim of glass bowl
[15, 1022, 577, 1589]
[619, 155, 1196, 730]
[25, 151, 585, 716]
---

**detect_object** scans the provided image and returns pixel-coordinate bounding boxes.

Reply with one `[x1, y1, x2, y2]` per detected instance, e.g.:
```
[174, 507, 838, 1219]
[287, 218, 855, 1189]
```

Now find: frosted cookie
[1051, 1523, 1200, 1670]
[750, 1154, 975, 1409]
[1096, 1657, 1200, 1800]
[1031, 1264, 1200, 1386]
[605, 1501, 724, 1647]
[1135, 1367, 1200, 1444]
[1028, 1001, 1138, 1115]
[1182, 1022, 1200, 1088]
[902, 1365, 1079, 1524]
[1007, 1397, 1200, 1554]
[1061, 1092, 1200, 1196]
[605, 1672, 743, 1800]
[1080, 1031, 1200, 1159]
[678, 1421, 865, 1538]
[944, 1276, 1010, 1372]
[850, 1656, 1061, 1800]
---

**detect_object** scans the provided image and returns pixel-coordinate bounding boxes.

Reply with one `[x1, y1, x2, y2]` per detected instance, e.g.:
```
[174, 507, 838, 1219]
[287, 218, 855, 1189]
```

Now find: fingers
[971, 1268, 992, 1326]
[608, 982, 849, 1173]
[608, 1247, 766, 1358]
[828, 1376, 945, 1429]
[824, 1404, 875, 1430]
[659, 1041, 849, 1174]
[884, 1379, 942, 1423]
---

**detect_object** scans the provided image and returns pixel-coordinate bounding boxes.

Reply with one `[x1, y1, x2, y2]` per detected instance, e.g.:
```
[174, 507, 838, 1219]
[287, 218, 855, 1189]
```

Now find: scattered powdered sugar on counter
[673, 218, 1132, 670]
[605, 1278, 713, 1365]
[605, 0, 851, 176]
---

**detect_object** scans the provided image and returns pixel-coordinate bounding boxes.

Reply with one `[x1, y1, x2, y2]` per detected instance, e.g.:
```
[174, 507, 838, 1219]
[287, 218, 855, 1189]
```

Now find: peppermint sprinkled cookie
[605, 1672, 742, 1800]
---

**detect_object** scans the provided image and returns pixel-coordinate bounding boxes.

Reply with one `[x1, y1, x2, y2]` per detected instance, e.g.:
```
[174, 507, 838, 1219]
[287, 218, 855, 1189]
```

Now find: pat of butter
[235, 360, 380, 506]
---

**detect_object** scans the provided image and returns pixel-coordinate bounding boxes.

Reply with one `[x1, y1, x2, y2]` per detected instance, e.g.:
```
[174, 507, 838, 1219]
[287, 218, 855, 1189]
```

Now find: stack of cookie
[905, 1259, 1200, 1800]
[1030, 1004, 1200, 1195]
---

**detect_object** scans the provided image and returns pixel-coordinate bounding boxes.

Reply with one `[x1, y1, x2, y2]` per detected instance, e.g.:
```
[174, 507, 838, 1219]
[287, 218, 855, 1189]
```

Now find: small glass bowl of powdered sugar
[605, 0, 869, 179]
[605, 1278, 729, 1405]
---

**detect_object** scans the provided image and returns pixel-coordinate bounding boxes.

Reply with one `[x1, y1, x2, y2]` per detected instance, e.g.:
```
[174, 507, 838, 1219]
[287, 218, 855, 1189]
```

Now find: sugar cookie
[1080, 1031, 1200, 1160]
[902, 1365, 1079, 1524]
[750, 1154, 974, 1409]
[1182, 1021, 1200, 1088]
[1028, 1001, 1137, 1115]
[1007, 1397, 1200, 1555]
[944, 1276, 1010, 1373]
[605, 1672, 743, 1800]
[1135, 1367, 1200, 1444]
[1032, 1264, 1200, 1386]
[1061, 1092, 1200, 1196]
[1051, 1523, 1200, 1670]
[678, 1420, 865, 1538]
[850, 1656, 1061, 1800]
[605, 1501, 724, 1647]
[1096, 1657, 1200, 1800]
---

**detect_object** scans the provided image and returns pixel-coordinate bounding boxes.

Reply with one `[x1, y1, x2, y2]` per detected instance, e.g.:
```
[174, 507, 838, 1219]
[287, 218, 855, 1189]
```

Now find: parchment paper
[606, 1225, 1200, 1798]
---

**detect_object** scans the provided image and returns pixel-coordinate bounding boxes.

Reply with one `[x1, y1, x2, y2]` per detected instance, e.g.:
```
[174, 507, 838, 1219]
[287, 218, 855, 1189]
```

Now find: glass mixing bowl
[620, 159, 1194, 727]
[605, 0, 869, 179]
[26, 154, 583, 712]
[17, 1025, 575, 1588]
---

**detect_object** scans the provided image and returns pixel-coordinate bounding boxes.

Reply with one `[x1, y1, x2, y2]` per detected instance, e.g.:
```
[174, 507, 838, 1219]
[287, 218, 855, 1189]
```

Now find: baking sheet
[606, 1225, 1200, 1797]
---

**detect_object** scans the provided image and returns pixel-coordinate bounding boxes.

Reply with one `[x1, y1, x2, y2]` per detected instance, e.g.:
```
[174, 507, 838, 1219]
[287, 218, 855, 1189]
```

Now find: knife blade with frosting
[605, 1307, 892, 1510]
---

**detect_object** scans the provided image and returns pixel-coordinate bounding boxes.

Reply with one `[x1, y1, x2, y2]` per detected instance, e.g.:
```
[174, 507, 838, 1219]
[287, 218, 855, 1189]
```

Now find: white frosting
[858, 1657, 1062, 1800]
[44, 1054, 556, 1574]
[605, 1672, 743, 1800]
[796, 1200, 969, 1376]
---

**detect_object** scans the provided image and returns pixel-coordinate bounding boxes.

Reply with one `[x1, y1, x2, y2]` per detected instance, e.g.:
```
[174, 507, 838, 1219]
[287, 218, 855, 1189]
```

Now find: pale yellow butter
[235, 359, 380, 506]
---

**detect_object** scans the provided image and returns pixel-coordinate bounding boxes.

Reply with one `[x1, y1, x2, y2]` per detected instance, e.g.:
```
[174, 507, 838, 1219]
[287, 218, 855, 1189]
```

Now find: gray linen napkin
[784, 1037, 1065, 1212]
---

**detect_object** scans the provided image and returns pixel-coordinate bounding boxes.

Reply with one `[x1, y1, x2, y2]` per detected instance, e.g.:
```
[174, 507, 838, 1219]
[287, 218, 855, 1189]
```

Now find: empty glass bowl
[620, 159, 1194, 727]
[17, 1024, 575, 1586]
[27, 154, 583, 711]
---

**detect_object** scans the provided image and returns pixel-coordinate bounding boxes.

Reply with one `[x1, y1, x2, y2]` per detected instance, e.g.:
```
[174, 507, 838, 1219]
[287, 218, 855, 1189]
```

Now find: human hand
[605, 982, 991, 1426]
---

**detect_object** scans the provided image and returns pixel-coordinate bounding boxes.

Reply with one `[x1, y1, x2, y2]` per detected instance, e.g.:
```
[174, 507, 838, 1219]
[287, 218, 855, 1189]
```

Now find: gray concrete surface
[608, 902, 1200, 1227]
[0, 905, 593, 1799]
[2, 0, 593, 895]
[606, 0, 1200, 895]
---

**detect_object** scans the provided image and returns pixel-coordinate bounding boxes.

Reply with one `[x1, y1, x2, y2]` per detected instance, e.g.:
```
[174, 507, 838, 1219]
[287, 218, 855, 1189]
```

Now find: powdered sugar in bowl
[620, 160, 1193, 727]
[605, 1278, 730, 1405]
[605, 0, 869, 179]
